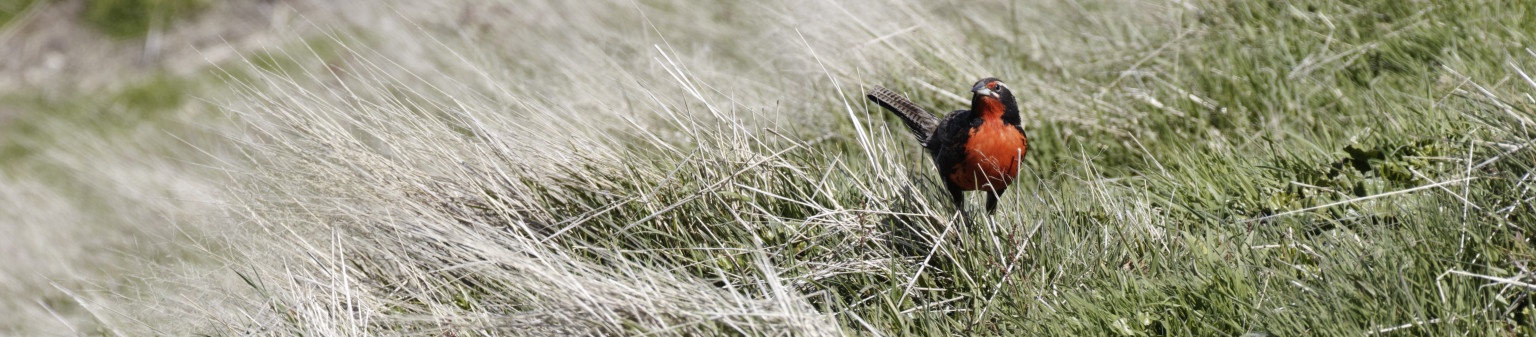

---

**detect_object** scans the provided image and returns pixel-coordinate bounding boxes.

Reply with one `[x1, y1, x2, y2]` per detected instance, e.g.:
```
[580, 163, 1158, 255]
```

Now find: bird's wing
[929, 109, 973, 169]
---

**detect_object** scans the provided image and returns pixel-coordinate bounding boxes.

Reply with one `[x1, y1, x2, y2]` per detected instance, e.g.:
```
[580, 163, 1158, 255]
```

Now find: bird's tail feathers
[866, 86, 938, 145]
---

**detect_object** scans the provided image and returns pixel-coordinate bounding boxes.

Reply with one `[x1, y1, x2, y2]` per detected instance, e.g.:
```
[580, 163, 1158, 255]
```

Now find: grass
[0, 0, 37, 27]
[0, 73, 191, 170]
[2, 0, 1534, 335]
[82, 0, 206, 38]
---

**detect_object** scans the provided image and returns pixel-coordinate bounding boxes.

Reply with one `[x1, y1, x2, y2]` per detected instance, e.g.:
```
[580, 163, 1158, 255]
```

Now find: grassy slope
[205, 0, 1535, 335]
[3, 0, 1534, 335]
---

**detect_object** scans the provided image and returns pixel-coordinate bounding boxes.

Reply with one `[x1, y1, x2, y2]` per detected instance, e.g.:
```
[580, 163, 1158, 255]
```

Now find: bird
[866, 78, 1028, 215]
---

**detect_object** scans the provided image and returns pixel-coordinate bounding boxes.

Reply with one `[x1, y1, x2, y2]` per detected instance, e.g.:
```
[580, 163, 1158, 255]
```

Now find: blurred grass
[0, 0, 36, 27]
[83, 0, 206, 38]
[0, 74, 189, 169]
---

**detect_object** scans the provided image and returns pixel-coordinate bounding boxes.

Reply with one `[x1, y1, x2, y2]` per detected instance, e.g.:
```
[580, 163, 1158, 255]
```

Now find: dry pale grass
[184, 0, 1176, 334]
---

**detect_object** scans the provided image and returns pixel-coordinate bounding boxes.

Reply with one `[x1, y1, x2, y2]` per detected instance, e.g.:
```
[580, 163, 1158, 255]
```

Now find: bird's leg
[945, 180, 966, 216]
[942, 180, 976, 242]
[985, 208, 1004, 258]
[983, 185, 1009, 257]
[984, 185, 1007, 215]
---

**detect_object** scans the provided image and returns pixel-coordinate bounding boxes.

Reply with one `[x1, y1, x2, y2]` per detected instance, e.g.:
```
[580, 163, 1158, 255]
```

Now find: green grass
[865, 1, 1536, 334]
[4, 0, 1534, 335]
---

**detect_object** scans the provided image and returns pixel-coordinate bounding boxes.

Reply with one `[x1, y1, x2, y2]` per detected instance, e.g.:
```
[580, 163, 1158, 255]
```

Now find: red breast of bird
[948, 93, 1027, 191]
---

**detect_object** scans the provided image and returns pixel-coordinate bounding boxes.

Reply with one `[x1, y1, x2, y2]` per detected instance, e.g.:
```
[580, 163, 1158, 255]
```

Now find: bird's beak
[971, 83, 996, 98]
